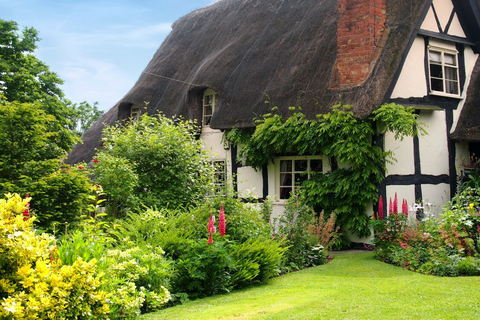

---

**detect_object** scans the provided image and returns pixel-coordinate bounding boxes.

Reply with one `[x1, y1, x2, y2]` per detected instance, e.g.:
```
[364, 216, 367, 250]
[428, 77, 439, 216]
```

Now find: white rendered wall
[422, 183, 450, 214]
[391, 37, 428, 99]
[421, 0, 466, 38]
[418, 110, 449, 176]
[237, 166, 263, 198]
[385, 132, 415, 175]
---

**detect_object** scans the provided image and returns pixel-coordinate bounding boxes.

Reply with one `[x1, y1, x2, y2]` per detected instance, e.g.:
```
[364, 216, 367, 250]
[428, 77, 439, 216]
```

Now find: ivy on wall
[225, 103, 426, 238]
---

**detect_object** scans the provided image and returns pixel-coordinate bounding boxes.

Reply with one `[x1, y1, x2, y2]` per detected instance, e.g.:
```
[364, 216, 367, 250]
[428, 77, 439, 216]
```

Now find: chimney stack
[334, 0, 386, 89]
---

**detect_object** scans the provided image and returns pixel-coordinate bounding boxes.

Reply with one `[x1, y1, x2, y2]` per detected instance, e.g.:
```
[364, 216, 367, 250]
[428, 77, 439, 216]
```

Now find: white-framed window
[276, 156, 323, 200]
[130, 105, 140, 120]
[203, 88, 218, 126]
[213, 160, 227, 193]
[428, 47, 460, 97]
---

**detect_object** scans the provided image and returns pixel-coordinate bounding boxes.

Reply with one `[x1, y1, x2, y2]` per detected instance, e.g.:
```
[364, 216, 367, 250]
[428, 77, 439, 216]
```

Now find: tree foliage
[70, 101, 103, 137]
[94, 113, 216, 213]
[226, 103, 426, 238]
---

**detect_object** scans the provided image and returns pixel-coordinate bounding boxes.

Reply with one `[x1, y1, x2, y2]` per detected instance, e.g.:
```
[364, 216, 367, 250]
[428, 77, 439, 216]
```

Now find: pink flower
[207, 213, 215, 244]
[393, 193, 398, 215]
[219, 203, 226, 236]
[78, 166, 83, 169]
[378, 195, 384, 220]
[93, 159, 98, 163]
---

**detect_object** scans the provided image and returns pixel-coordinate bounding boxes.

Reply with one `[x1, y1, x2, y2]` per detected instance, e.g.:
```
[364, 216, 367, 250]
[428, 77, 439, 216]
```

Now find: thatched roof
[67, 0, 479, 164]
[451, 57, 480, 142]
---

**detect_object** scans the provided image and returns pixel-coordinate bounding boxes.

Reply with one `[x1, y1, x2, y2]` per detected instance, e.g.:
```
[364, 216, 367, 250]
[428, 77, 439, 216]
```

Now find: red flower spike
[207, 232, 213, 244]
[208, 213, 215, 234]
[219, 203, 226, 236]
[93, 159, 98, 163]
[389, 198, 393, 215]
[393, 193, 398, 215]
[23, 193, 30, 221]
[378, 195, 384, 220]
[402, 199, 408, 216]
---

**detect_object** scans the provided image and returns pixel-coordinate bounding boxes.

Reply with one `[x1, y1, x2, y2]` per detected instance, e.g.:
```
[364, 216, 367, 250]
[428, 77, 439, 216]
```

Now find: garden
[2, 19, 480, 319]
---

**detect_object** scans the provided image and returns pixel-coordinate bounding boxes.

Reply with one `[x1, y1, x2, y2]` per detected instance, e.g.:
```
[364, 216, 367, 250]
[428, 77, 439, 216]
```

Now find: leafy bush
[1, 160, 92, 233]
[273, 190, 338, 272]
[0, 193, 110, 319]
[94, 113, 215, 212]
[372, 187, 480, 276]
[100, 246, 172, 318]
[230, 236, 286, 287]
[172, 239, 234, 300]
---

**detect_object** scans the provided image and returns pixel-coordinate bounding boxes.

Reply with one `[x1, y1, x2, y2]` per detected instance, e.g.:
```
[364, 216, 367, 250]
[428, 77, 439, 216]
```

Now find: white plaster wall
[201, 127, 227, 158]
[237, 166, 263, 198]
[456, 142, 471, 174]
[421, 4, 439, 32]
[418, 110, 449, 176]
[391, 37, 428, 99]
[385, 132, 415, 175]
[421, 183, 450, 214]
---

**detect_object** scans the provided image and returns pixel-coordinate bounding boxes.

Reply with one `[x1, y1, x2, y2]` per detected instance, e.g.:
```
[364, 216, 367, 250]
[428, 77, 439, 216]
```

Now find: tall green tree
[70, 101, 104, 136]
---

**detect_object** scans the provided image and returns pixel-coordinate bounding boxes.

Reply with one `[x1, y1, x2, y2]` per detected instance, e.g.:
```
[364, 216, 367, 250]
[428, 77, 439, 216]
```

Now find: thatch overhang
[451, 57, 480, 142]
[67, 0, 437, 163]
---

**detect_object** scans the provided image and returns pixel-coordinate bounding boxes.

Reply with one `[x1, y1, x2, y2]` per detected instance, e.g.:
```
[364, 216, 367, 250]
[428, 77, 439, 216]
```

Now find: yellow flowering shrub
[0, 193, 110, 319]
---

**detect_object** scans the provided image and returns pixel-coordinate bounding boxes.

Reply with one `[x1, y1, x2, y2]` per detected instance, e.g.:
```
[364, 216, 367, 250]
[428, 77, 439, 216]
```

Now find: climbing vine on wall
[225, 103, 426, 238]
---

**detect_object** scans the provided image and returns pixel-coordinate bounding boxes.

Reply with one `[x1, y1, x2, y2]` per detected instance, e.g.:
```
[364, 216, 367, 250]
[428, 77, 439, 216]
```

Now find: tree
[94, 113, 216, 213]
[0, 19, 75, 132]
[70, 101, 104, 136]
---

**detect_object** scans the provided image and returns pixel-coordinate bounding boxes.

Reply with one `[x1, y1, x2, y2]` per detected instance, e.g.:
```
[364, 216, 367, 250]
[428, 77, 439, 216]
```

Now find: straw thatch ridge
[67, 0, 477, 164]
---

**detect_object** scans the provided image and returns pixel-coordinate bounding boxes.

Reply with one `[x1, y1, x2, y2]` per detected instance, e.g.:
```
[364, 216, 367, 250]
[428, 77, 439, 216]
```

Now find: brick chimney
[332, 0, 386, 89]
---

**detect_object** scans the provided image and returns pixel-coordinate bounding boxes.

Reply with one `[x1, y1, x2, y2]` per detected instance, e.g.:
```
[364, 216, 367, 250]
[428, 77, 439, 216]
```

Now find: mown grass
[141, 252, 480, 319]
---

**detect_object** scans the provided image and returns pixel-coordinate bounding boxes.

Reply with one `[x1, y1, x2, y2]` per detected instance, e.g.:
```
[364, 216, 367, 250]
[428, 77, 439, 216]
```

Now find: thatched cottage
[68, 0, 480, 239]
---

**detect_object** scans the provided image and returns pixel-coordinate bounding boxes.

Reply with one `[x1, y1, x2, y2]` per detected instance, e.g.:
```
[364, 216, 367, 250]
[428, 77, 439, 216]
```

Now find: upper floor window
[276, 156, 323, 200]
[203, 89, 218, 126]
[130, 105, 140, 121]
[428, 47, 460, 97]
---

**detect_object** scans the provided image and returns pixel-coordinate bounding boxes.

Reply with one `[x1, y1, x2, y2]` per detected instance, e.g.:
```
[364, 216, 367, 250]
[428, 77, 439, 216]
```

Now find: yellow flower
[469, 203, 474, 210]
[17, 264, 32, 279]
[35, 260, 50, 278]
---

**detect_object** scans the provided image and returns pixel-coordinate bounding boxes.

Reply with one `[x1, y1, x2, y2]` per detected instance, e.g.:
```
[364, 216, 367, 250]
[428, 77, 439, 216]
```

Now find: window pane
[295, 160, 308, 172]
[445, 80, 459, 94]
[429, 51, 442, 63]
[280, 187, 291, 200]
[295, 172, 308, 185]
[205, 95, 213, 105]
[280, 160, 292, 172]
[444, 53, 456, 66]
[280, 173, 292, 187]
[445, 66, 458, 81]
[310, 159, 323, 173]
[431, 78, 443, 92]
[204, 105, 213, 116]
[430, 64, 443, 78]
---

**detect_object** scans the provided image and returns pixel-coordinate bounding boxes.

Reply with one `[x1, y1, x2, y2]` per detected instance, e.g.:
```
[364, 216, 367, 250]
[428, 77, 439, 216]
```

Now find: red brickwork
[336, 0, 386, 88]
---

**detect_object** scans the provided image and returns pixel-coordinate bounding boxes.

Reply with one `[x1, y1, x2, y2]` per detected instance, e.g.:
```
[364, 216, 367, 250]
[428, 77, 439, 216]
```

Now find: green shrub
[94, 113, 215, 211]
[172, 239, 234, 300]
[457, 256, 480, 276]
[0, 193, 109, 319]
[100, 246, 172, 318]
[273, 190, 336, 271]
[230, 236, 287, 287]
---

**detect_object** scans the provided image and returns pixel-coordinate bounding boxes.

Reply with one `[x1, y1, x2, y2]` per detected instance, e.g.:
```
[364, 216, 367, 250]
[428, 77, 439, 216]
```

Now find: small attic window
[130, 105, 140, 121]
[203, 88, 218, 126]
[428, 47, 460, 97]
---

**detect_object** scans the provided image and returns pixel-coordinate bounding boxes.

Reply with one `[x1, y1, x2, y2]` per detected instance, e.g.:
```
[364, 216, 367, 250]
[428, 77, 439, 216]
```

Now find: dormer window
[203, 89, 217, 126]
[130, 105, 140, 121]
[428, 47, 460, 97]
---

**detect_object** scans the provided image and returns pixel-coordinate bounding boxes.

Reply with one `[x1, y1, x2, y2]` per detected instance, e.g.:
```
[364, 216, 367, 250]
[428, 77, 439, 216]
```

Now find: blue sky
[1, 0, 219, 110]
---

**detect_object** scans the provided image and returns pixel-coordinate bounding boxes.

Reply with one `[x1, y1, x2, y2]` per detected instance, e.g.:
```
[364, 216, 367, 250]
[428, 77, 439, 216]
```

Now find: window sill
[429, 91, 463, 100]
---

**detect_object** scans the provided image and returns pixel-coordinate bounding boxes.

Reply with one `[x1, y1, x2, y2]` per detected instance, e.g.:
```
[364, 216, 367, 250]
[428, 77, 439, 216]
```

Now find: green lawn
[142, 252, 480, 319]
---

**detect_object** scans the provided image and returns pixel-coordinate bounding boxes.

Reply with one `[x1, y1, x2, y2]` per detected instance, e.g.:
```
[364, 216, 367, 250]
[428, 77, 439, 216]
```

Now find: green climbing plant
[225, 103, 426, 238]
